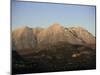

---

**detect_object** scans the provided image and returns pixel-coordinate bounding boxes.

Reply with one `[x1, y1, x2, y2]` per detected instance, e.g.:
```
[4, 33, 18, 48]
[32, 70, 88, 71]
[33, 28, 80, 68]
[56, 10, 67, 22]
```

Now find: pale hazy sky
[12, 0, 96, 36]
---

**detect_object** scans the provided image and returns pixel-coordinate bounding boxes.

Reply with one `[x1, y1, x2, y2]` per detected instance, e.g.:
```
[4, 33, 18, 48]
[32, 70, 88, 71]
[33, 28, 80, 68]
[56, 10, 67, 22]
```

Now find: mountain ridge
[12, 23, 96, 57]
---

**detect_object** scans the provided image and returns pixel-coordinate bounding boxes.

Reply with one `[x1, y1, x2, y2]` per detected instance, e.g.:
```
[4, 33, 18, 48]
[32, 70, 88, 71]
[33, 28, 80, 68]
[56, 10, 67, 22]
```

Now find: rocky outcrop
[12, 26, 36, 50]
[68, 27, 95, 44]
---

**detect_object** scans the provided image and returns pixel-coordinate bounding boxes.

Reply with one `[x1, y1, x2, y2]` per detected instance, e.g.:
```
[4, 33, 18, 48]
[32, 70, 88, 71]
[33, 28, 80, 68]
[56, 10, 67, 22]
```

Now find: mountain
[12, 23, 96, 58]
[12, 23, 96, 74]
[37, 23, 83, 48]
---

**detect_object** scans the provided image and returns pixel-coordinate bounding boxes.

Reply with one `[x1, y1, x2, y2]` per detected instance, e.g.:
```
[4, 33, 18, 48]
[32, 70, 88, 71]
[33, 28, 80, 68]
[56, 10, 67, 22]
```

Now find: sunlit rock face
[12, 23, 96, 60]
[12, 26, 36, 57]
[12, 26, 36, 49]
[37, 23, 83, 47]
[32, 28, 44, 38]
[68, 27, 95, 44]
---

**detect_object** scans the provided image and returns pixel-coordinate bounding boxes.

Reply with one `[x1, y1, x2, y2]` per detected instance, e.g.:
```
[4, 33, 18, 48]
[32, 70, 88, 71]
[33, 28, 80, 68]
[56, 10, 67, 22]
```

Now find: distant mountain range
[12, 23, 96, 60]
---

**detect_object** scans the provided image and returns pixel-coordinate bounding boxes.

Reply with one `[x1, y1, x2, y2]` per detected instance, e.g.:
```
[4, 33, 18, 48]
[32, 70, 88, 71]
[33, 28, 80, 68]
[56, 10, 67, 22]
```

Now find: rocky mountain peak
[48, 23, 63, 30]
